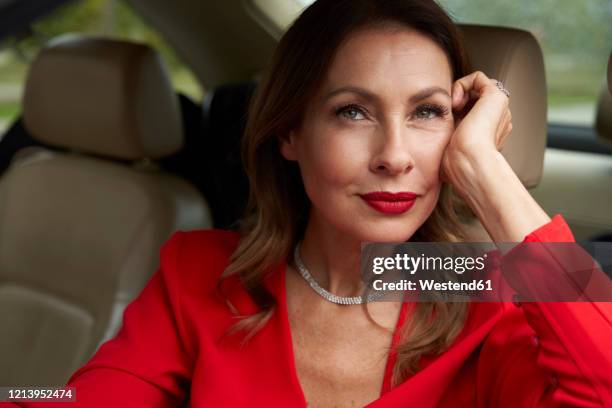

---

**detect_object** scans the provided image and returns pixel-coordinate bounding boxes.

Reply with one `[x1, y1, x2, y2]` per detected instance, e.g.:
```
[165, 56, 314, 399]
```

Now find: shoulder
[159, 228, 242, 294]
[162, 228, 241, 262]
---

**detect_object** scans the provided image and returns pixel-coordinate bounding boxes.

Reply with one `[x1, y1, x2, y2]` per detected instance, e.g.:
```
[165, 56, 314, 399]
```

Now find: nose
[370, 121, 415, 176]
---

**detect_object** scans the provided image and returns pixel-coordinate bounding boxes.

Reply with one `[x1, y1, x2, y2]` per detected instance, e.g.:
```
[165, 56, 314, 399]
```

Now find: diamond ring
[495, 80, 510, 98]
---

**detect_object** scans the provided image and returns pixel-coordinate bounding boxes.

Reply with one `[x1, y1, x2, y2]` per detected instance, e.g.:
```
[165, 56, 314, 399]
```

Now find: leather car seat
[529, 52, 612, 240]
[0, 36, 212, 386]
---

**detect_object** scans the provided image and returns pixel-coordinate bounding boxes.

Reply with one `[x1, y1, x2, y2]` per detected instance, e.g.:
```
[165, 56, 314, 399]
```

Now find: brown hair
[219, 0, 472, 387]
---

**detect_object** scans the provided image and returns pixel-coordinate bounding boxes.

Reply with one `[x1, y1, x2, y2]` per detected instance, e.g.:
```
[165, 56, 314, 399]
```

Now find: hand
[438, 71, 551, 243]
[440, 71, 513, 193]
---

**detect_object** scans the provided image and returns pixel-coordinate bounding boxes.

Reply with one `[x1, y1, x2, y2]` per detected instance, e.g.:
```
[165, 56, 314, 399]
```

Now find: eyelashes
[334, 103, 450, 122]
[415, 103, 450, 120]
[334, 103, 366, 120]
[335, 104, 368, 121]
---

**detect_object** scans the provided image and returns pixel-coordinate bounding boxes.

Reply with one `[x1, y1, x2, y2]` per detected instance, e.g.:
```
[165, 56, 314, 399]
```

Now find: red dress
[2, 214, 611, 407]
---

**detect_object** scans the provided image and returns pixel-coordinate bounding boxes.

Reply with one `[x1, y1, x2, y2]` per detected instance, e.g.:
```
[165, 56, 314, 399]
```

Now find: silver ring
[495, 80, 510, 98]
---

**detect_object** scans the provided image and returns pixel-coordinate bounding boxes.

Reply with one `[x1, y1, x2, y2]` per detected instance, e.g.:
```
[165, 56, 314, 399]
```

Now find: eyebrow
[323, 85, 450, 103]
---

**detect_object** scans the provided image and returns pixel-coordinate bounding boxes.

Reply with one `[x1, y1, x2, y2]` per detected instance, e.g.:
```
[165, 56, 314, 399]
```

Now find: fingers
[496, 108, 513, 151]
[452, 71, 489, 111]
[452, 70, 513, 151]
[452, 71, 509, 113]
[451, 81, 465, 111]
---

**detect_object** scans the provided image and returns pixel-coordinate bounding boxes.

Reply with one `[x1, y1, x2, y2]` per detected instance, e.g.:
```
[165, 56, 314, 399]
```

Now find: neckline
[274, 260, 411, 407]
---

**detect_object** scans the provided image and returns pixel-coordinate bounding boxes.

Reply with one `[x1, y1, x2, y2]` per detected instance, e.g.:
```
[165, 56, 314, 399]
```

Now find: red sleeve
[481, 214, 612, 407]
[1, 232, 192, 408]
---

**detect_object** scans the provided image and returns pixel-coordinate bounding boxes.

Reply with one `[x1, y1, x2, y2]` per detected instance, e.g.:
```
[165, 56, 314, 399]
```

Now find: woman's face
[281, 26, 455, 243]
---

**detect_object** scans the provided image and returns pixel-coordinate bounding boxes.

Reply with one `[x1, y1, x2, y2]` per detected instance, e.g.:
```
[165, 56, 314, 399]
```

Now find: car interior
[0, 0, 610, 388]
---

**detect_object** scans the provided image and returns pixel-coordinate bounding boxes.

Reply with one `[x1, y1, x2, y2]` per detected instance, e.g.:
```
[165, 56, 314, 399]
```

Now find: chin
[341, 218, 424, 243]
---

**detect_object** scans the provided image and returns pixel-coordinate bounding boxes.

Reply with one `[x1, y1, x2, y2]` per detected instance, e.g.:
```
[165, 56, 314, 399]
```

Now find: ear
[279, 129, 298, 161]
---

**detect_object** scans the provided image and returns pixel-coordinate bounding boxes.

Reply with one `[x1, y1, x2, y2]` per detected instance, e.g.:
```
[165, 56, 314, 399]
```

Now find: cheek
[412, 132, 451, 184]
[298, 127, 369, 189]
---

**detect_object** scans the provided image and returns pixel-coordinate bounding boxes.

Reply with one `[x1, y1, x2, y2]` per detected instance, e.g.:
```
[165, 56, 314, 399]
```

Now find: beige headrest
[23, 36, 183, 160]
[459, 24, 547, 188]
[608, 53, 612, 93]
[595, 53, 612, 146]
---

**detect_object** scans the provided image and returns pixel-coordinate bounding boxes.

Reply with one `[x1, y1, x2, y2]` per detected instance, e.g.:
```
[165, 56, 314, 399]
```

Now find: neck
[297, 208, 365, 297]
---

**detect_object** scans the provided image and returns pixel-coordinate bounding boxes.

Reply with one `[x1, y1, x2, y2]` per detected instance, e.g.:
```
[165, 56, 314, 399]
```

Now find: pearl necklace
[293, 242, 383, 305]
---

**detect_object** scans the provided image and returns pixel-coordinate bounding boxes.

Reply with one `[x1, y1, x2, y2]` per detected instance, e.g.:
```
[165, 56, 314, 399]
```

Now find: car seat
[0, 36, 212, 386]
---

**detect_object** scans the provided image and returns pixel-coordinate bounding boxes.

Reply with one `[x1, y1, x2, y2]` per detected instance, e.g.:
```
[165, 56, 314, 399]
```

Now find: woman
[5, 0, 611, 407]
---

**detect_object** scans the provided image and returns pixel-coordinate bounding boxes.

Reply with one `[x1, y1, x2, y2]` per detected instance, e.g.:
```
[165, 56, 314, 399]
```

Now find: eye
[413, 103, 449, 120]
[335, 104, 367, 121]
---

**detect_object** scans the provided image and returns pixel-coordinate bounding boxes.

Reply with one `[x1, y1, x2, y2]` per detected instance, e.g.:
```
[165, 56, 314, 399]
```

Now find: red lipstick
[359, 191, 418, 215]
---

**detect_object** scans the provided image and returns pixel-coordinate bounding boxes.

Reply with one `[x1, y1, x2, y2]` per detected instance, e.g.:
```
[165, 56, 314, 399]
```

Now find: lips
[359, 191, 419, 215]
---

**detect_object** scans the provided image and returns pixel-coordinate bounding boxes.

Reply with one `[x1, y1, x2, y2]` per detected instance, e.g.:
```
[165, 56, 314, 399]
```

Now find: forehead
[322, 26, 453, 94]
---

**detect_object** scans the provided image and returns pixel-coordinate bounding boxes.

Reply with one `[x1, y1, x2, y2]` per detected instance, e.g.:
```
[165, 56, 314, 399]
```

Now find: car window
[259, 0, 611, 129]
[434, 0, 611, 128]
[0, 0, 202, 135]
